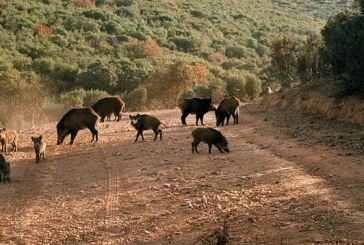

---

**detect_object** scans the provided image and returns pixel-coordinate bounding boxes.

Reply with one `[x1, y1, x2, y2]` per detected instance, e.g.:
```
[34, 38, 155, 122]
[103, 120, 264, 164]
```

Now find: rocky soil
[0, 93, 363, 244]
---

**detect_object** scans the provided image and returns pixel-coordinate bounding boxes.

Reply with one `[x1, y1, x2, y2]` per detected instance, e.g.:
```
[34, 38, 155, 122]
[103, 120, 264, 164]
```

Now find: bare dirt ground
[0, 102, 363, 244]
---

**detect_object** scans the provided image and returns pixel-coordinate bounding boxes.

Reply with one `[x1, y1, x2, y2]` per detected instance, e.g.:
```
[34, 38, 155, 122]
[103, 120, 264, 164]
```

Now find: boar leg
[208, 144, 213, 153]
[153, 129, 158, 141]
[192, 142, 200, 154]
[135, 131, 144, 142]
[89, 128, 98, 142]
[35, 151, 40, 163]
[69, 130, 78, 145]
[181, 113, 188, 126]
[216, 146, 225, 153]
[135, 132, 140, 142]
[226, 115, 231, 125]
[116, 113, 121, 122]
[219, 115, 226, 126]
[12, 142, 17, 152]
[196, 114, 204, 126]
[158, 129, 162, 140]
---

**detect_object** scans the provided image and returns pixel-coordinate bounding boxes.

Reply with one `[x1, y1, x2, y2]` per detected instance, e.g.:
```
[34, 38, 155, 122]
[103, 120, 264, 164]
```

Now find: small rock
[314, 234, 324, 243]
[248, 217, 256, 223]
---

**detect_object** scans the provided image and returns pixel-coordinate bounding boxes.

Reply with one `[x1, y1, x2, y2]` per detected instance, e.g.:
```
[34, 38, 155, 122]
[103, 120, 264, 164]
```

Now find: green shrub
[245, 73, 262, 100]
[103, 21, 124, 35]
[59, 89, 86, 109]
[116, 0, 134, 7]
[321, 11, 364, 96]
[148, 60, 194, 107]
[124, 86, 147, 111]
[270, 36, 297, 88]
[190, 9, 205, 18]
[171, 37, 201, 53]
[255, 44, 270, 57]
[50, 34, 69, 47]
[208, 78, 227, 104]
[296, 34, 321, 84]
[83, 89, 110, 107]
[221, 59, 245, 70]
[224, 71, 247, 101]
[225, 46, 247, 58]
[82, 10, 106, 21]
[0, 57, 12, 72]
[32, 57, 55, 74]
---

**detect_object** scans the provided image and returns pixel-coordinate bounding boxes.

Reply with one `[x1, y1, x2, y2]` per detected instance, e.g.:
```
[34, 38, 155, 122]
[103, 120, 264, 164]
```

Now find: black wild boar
[215, 96, 241, 126]
[178, 97, 215, 126]
[57, 107, 100, 145]
[191, 127, 230, 154]
[0, 128, 18, 153]
[92, 96, 125, 122]
[0, 154, 11, 183]
[31, 135, 46, 163]
[129, 114, 165, 142]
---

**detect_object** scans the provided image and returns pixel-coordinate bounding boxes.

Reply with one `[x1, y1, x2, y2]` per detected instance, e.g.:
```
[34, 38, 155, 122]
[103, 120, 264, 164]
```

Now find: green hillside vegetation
[0, 0, 350, 128]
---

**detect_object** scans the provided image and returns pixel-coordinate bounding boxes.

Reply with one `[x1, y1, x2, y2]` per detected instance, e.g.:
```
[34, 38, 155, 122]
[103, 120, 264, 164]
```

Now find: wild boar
[0, 128, 18, 153]
[178, 97, 215, 126]
[129, 114, 165, 142]
[91, 96, 125, 122]
[215, 96, 241, 126]
[57, 107, 100, 145]
[31, 135, 46, 163]
[0, 154, 10, 183]
[191, 127, 230, 154]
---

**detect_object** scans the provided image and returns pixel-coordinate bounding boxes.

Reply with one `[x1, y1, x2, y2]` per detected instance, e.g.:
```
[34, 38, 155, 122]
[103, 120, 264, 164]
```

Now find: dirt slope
[0, 103, 363, 244]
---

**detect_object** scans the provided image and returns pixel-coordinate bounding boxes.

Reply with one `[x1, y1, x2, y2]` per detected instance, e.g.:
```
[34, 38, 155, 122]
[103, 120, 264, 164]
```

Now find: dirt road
[0, 105, 363, 244]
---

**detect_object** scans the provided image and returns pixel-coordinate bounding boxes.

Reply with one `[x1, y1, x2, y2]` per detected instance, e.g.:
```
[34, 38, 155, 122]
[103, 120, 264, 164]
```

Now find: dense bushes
[270, 36, 297, 89]
[0, 0, 351, 129]
[268, 2, 364, 97]
[320, 11, 364, 96]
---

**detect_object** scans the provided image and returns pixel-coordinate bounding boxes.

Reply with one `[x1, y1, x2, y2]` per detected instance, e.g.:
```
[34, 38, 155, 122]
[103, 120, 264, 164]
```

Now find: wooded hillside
[0, 0, 349, 128]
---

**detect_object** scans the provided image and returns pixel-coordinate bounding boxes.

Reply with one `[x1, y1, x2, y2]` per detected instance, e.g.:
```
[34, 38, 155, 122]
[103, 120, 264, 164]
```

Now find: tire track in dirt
[103, 140, 122, 227]
[0, 149, 58, 243]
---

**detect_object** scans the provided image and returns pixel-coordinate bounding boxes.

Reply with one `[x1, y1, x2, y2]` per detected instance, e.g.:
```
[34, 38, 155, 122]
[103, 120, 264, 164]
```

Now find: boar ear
[39, 135, 43, 140]
[31, 136, 35, 141]
[129, 115, 132, 119]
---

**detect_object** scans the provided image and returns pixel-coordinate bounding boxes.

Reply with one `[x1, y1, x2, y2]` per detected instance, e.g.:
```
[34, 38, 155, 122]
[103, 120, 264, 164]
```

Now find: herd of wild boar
[0, 95, 241, 183]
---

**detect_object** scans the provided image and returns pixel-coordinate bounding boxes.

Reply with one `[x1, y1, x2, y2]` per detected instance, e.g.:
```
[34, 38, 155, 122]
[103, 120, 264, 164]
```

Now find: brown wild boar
[0, 128, 18, 153]
[57, 107, 100, 145]
[129, 114, 165, 142]
[215, 96, 241, 126]
[191, 127, 230, 154]
[31, 135, 46, 163]
[0, 154, 11, 183]
[178, 97, 216, 126]
[92, 96, 125, 122]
